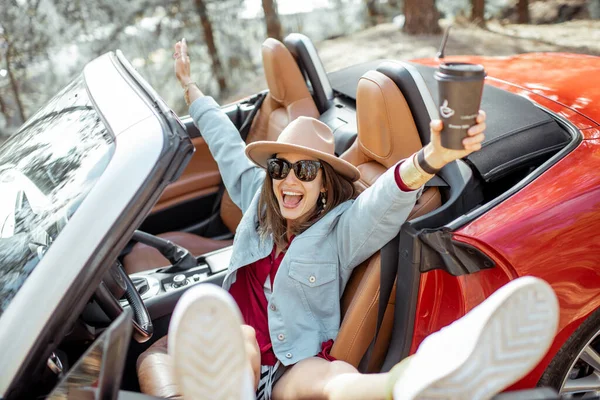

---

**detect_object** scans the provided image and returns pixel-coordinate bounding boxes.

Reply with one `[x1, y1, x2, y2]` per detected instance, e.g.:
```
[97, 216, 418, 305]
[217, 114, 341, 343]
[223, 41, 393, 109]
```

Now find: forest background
[1, 0, 599, 139]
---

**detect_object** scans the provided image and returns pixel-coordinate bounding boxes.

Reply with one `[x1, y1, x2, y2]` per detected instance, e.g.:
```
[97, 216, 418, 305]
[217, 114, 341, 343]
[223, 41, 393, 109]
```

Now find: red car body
[411, 53, 600, 388]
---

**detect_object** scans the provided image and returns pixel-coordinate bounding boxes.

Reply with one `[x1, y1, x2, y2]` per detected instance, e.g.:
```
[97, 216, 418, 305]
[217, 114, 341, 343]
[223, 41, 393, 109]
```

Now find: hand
[423, 110, 487, 170]
[174, 38, 192, 87]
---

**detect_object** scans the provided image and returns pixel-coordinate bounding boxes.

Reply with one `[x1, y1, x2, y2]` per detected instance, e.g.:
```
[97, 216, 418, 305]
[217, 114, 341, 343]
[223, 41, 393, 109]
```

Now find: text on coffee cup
[449, 124, 471, 129]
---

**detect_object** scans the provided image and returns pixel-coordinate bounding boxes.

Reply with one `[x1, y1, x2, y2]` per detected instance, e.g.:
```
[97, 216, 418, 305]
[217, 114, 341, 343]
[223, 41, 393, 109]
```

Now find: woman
[164, 39, 556, 400]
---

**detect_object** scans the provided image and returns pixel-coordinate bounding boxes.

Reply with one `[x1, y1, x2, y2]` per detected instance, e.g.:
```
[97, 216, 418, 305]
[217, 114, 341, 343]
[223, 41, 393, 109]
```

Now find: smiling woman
[0, 76, 115, 317]
[160, 37, 492, 400]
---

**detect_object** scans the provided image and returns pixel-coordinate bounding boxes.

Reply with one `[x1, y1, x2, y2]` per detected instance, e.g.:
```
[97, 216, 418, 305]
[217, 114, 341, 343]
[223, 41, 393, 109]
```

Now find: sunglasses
[266, 158, 322, 182]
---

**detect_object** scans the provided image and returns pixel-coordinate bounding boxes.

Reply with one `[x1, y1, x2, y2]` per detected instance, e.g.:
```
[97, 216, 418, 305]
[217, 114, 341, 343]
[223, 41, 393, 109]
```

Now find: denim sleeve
[334, 163, 422, 270]
[188, 97, 265, 213]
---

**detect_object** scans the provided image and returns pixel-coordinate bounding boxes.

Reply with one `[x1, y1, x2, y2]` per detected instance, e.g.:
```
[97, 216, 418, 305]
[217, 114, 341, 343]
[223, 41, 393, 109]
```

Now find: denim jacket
[190, 97, 421, 366]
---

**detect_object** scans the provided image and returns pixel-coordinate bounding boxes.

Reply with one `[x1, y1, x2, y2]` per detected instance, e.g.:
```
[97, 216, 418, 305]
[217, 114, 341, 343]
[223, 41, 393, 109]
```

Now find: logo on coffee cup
[440, 100, 455, 119]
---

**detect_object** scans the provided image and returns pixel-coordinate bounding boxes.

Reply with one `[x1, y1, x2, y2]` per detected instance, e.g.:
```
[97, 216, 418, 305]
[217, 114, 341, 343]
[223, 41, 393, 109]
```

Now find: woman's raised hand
[174, 38, 192, 87]
[424, 110, 487, 170]
[173, 38, 204, 105]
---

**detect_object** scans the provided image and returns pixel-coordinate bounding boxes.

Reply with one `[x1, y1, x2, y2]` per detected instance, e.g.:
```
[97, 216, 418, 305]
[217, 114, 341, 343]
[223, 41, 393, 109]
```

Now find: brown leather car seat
[135, 69, 442, 398]
[124, 38, 319, 275]
[329, 69, 442, 371]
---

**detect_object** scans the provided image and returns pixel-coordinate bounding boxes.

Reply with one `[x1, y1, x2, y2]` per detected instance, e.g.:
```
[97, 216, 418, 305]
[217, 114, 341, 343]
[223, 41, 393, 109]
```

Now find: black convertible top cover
[328, 60, 572, 182]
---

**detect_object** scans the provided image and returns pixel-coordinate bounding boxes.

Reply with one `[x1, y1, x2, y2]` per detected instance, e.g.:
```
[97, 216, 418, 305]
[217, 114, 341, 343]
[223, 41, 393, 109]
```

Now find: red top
[229, 245, 286, 365]
[228, 163, 412, 365]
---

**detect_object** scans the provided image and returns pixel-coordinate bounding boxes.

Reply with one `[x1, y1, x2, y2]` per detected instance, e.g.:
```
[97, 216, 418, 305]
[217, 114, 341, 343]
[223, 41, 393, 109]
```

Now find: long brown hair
[257, 161, 356, 249]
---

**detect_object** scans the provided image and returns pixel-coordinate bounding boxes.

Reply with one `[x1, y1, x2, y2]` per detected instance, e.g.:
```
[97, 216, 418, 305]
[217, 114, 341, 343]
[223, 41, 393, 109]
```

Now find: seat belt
[239, 92, 267, 142]
[380, 224, 422, 372]
[358, 180, 446, 373]
[425, 175, 447, 187]
[357, 234, 399, 372]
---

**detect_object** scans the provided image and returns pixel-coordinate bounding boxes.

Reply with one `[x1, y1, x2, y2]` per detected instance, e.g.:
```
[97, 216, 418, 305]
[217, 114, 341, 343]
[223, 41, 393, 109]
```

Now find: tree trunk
[0, 92, 7, 123]
[193, 0, 227, 93]
[518, 0, 530, 24]
[365, 0, 379, 26]
[403, 0, 441, 35]
[0, 92, 6, 116]
[471, 0, 485, 26]
[262, 0, 283, 42]
[5, 45, 26, 124]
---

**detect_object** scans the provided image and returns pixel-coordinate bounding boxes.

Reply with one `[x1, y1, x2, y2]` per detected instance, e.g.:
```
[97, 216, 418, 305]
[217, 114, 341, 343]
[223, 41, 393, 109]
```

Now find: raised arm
[173, 39, 264, 212]
[335, 165, 420, 270]
[336, 112, 487, 270]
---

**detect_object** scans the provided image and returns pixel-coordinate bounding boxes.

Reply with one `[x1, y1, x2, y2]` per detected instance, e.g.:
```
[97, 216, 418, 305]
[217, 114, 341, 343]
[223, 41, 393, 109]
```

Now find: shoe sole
[169, 284, 250, 400]
[396, 276, 559, 400]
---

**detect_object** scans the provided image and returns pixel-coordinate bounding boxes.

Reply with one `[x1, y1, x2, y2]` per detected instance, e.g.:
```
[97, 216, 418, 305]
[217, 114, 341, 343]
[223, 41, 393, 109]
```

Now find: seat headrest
[283, 33, 334, 114]
[376, 61, 439, 146]
[356, 70, 423, 169]
[262, 38, 312, 107]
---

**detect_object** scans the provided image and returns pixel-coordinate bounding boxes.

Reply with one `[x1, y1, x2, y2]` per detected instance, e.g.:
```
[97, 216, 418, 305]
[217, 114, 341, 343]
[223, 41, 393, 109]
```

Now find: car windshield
[0, 75, 115, 317]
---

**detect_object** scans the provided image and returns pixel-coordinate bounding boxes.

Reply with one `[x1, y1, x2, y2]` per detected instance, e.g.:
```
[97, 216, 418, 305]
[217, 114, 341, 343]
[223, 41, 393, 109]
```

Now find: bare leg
[272, 357, 391, 400]
[241, 324, 261, 390]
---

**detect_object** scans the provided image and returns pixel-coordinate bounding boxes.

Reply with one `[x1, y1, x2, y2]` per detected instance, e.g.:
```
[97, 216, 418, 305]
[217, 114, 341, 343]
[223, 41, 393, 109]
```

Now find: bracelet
[411, 153, 433, 178]
[183, 81, 199, 105]
[183, 81, 198, 91]
[400, 154, 432, 189]
[417, 148, 441, 174]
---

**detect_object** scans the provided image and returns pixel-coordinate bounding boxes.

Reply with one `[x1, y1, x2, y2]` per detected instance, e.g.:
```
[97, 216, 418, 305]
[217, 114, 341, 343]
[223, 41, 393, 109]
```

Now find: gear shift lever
[132, 230, 197, 272]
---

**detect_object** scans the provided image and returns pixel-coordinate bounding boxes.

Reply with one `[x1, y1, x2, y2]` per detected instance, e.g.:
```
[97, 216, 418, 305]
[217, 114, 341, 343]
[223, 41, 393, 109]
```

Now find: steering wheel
[93, 261, 153, 343]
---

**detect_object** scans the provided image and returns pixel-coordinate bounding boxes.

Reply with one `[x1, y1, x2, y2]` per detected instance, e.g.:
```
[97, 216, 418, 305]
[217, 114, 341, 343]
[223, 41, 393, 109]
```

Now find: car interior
[30, 33, 581, 399]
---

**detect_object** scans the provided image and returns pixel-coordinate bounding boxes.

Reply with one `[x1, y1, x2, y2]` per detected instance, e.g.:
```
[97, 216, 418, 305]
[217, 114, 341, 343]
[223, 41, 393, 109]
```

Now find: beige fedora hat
[245, 116, 360, 182]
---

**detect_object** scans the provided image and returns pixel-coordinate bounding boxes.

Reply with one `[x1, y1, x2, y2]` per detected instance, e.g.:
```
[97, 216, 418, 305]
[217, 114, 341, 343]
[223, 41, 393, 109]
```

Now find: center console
[125, 246, 232, 319]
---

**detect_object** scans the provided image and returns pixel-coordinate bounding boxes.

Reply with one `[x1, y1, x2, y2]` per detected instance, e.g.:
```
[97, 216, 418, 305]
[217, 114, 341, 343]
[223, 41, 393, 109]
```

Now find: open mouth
[282, 190, 304, 209]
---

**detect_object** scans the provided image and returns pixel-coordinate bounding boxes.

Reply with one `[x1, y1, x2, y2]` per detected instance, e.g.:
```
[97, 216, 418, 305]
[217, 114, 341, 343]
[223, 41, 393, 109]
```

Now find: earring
[321, 192, 327, 209]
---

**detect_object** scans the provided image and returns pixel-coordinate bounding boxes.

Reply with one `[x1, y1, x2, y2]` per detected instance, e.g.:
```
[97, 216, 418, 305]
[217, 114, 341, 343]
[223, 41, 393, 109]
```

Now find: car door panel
[152, 136, 221, 212]
[139, 135, 221, 235]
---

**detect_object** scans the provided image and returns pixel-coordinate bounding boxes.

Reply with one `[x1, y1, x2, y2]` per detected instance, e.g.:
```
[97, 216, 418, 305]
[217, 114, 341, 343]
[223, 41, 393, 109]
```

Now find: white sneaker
[393, 276, 559, 400]
[169, 283, 255, 400]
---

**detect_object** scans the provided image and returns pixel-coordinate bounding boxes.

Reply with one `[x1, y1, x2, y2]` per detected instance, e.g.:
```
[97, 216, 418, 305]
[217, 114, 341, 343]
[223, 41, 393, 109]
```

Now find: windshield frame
[0, 51, 193, 399]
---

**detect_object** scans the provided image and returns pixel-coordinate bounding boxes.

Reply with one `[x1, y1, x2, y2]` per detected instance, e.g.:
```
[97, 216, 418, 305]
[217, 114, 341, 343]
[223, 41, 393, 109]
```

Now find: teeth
[283, 191, 302, 196]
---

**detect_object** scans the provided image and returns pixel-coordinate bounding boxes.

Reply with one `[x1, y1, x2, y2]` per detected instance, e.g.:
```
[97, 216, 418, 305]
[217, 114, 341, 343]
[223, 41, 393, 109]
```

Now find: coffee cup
[434, 62, 486, 150]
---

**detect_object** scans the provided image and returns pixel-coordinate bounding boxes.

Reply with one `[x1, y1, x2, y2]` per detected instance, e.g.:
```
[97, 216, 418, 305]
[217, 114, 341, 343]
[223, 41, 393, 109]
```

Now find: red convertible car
[413, 52, 600, 396]
[0, 33, 598, 399]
